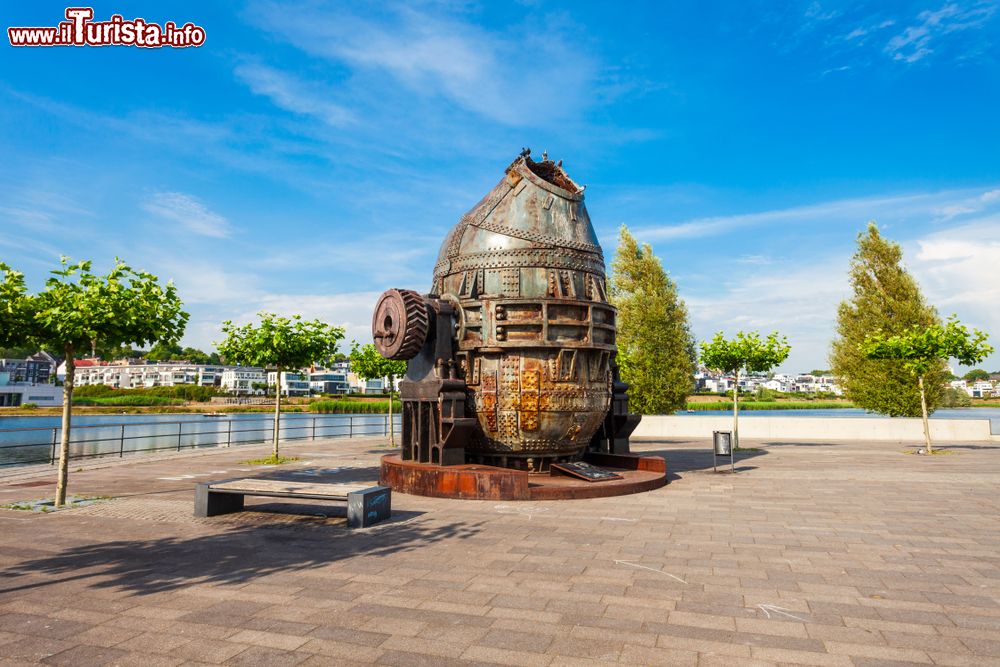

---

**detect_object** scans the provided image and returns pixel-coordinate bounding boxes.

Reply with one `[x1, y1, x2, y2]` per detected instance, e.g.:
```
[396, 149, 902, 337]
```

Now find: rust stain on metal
[373, 149, 640, 473]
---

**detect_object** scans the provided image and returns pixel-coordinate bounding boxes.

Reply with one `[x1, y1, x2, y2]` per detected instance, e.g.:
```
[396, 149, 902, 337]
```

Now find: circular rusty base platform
[380, 452, 668, 501]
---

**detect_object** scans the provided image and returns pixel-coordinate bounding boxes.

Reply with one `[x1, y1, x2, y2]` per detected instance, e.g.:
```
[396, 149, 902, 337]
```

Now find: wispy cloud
[646, 184, 1000, 371]
[243, 1, 597, 128]
[143, 192, 234, 238]
[234, 63, 355, 127]
[844, 19, 896, 43]
[630, 185, 1000, 241]
[910, 215, 1000, 367]
[885, 2, 997, 63]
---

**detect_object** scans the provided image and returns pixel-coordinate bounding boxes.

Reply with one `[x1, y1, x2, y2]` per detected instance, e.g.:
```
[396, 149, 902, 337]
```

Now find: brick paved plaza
[1, 434, 998, 666]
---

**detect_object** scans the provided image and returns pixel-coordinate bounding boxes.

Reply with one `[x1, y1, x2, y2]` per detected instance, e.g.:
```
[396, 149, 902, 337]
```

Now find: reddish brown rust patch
[525, 157, 579, 193]
[380, 452, 667, 501]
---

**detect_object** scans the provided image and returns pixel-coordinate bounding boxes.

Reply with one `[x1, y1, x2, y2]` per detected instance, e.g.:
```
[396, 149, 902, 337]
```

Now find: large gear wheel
[372, 289, 429, 360]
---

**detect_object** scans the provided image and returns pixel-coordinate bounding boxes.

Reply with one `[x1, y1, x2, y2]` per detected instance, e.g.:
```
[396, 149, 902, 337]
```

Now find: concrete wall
[633, 415, 998, 443]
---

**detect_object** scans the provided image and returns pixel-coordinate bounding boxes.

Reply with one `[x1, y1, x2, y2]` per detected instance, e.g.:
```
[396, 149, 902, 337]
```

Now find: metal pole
[50, 428, 57, 465]
[312, 416, 317, 441]
[226, 420, 232, 448]
[349, 416, 353, 438]
[120, 424, 125, 457]
[177, 422, 182, 451]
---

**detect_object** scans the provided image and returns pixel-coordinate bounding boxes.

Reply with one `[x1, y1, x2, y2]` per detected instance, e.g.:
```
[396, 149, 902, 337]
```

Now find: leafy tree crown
[830, 223, 946, 417]
[861, 317, 993, 377]
[700, 331, 791, 375]
[31, 257, 188, 354]
[216, 312, 344, 370]
[610, 225, 697, 414]
[350, 342, 406, 383]
[0, 262, 29, 348]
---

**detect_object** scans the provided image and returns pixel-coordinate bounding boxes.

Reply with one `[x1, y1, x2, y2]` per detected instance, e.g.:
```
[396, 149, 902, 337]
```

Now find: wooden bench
[194, 479, 391, 528]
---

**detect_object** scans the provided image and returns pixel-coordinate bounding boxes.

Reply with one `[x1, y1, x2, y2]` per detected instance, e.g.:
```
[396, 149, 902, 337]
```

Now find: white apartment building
[0, 371, 62, 407]
[309, 370, 350, 395]
[267, 371, 311, 397]
[68, 362, 225, 389]
[221, 368, 266, 395]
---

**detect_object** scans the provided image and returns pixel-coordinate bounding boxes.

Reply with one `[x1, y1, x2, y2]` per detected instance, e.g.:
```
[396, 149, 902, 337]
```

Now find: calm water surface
[0, 413, 397, 466]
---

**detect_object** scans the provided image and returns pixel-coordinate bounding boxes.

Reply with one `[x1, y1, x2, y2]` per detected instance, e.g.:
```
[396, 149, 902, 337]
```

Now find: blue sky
[1, 1, 998, 372]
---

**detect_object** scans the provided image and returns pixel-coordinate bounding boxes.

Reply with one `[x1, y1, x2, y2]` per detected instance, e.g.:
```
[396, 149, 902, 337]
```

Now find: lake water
[0, 413, 398, 467]
[677, 407, 1000, 434]
[3, 407, 997, 467]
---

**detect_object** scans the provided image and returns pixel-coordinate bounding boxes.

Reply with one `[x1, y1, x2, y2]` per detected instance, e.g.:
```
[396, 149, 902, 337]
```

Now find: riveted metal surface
[422, 153, 621, 469]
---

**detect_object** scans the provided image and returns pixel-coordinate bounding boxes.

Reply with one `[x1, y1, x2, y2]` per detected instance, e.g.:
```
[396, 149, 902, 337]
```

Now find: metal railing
[0, 414, 401, 468]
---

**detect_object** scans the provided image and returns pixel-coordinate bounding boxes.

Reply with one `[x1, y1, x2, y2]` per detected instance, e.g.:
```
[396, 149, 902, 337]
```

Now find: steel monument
[372, 149, 641, 476]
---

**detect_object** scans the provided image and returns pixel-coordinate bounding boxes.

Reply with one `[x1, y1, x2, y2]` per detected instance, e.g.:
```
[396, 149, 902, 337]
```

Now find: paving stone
[478, 628, 554, 653]
[115, 631, 194, 654]
[1, 636, 77, 662]
[227, 629, 310, 651]
[224, 645, 308, 667]
[41, 644, 127, 666]
[1, 436, 999, 666]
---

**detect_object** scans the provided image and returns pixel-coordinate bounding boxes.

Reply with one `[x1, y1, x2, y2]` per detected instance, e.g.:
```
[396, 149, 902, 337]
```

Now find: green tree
[610, 226, 697, 414]
[963, 368, 990, 382]
[146, 341, 183, 361]
[831, 223, 946, 416]
[217, 313, 344, 459]
[861, 317, 992, 454]
[30, 258, 188, 505]
[700, 331, 791, 450]
[0, 263, 29, 349]
[350, 342, 406, 446]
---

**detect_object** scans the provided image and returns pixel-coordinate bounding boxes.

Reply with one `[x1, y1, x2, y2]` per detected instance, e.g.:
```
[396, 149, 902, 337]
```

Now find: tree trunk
[272, 366, 282, 459]
[732, 369, 740, 451]
[55, 348, 74, 507]
[387, 376, 395, 447]
[919, 375, 932, 454]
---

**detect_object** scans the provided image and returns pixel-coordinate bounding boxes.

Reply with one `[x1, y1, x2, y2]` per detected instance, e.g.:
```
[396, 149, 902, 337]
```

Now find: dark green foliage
[941, 387, 972, 407]
[145, 341, 220, 364]
[610, 226, 697, 414]
[0, 263, 29, 349]
[0, 346, 36, 359]
[73, 385, 218, 402]
[964, 368, 990, 381]
[74, 395, 185, 406]
[686, 401, 852, 411]
[831, 223, 947, 417]
[350, 343, 406, 385]
[310, 399, 401, 414]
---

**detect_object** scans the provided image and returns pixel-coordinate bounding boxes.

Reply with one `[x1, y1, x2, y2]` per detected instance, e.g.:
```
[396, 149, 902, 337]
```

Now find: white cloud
[632, 185, 1000, 242]
[909, 217, 1000, 370]
[885, 2, 997, 63]
[655, 184, 1000, 372]
[181, 291, 382, 353]
[234, 63, 354, 127]
[686, 255, 850, 373]
[143, 192, 234, 238]
[243, 1, 597, 128]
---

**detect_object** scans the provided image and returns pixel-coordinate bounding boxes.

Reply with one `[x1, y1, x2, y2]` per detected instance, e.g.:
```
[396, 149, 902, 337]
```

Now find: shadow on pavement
[0, 516, 483, 597]
[639, 446, 767, 478]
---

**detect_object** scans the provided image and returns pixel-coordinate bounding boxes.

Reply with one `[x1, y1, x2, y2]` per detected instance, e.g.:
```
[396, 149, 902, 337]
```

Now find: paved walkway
[1, 435, 998, 666]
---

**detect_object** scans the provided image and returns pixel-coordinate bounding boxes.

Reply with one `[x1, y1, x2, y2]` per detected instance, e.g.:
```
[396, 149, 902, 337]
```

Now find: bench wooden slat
[209, 479, 371, 498]
[194, 478, 391, 528]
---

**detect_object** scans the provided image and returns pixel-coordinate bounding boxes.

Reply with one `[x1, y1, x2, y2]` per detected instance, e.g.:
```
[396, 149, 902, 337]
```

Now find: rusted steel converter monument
[375, 150, 666, 499]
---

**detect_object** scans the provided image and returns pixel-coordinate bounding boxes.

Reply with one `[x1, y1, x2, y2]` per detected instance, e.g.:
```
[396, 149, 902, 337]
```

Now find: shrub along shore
[1, 386, 401, 416]
[684, 400, 854, 411]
